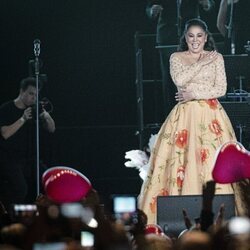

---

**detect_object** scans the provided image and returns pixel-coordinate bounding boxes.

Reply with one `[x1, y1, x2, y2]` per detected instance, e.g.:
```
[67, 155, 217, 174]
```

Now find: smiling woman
[137, 18, 239, 224]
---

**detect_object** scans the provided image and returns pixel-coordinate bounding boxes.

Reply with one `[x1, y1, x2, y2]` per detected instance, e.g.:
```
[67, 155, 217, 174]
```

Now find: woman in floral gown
[138, 18, 236, 224]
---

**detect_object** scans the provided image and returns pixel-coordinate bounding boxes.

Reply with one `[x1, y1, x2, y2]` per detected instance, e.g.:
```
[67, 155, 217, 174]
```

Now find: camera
[31, 102, 44, 117]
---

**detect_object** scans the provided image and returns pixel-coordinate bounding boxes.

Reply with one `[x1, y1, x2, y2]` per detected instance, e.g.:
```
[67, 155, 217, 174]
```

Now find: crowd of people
[0, 181, 250, 249]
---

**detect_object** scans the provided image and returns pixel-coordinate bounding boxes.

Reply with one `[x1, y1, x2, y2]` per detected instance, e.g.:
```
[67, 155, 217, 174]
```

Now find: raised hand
[22, 107, 33, 121]
[202, 180, 216, 211]
[214, 203, 225, 230]
[182, 208, 192, 230]
[198, 50, 218, 66]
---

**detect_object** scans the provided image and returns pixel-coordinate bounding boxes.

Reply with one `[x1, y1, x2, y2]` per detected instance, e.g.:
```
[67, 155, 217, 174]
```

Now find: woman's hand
[198, 50, 218, 66]
[175, 87, 195, 103]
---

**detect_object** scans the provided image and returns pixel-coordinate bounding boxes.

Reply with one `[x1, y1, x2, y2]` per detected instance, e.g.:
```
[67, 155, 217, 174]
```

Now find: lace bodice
[170, 52, 227, 99]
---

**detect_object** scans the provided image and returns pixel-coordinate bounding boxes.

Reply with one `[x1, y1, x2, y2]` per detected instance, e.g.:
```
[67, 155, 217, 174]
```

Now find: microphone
[33, 39, 41, 57]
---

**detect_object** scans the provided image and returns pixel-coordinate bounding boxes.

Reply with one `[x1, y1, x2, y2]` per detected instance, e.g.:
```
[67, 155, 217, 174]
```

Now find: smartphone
[81, 231, 94, 247]
[60, 203, 83, 218]
[33, 242, 67, 250]
[112, 195, 137, 226]
[14, 204, 37, 212]
[113, 196, 137, 214]
[13, 204, 37, 217]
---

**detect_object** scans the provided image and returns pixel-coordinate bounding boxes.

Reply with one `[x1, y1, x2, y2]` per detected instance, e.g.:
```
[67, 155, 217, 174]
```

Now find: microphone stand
[226, 0, 235, 54]
[33, 39, 41, 197]
[176, 0, 182, 40]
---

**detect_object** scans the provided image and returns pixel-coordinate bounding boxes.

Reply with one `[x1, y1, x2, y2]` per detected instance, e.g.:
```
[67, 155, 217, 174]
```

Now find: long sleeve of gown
[192, 54, 227, 99]
[170, 53, 227, 99]
[170, 53, 202, 87]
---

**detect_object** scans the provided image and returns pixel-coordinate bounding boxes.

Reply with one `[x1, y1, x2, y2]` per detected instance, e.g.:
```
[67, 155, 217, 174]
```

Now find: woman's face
[185, 25, 207, 54]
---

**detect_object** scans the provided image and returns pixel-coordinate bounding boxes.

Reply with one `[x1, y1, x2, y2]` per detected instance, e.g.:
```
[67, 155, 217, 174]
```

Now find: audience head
[176, 230, 212, 250]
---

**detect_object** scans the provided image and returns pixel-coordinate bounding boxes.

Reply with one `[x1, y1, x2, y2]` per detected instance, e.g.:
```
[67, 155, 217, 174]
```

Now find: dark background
[0, 1, 248, 205]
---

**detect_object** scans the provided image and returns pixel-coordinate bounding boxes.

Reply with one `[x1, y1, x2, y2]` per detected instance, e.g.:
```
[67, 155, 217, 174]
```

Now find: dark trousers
[0, 160, 28, 212]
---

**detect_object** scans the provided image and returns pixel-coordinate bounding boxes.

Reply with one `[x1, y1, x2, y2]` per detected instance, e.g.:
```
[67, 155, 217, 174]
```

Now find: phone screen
[33, 242, 66, 250]
[13, 204, 37, 218]
[14, 204, 37, 212]
[113, 196, 136, 214]
[81, 231, 94, 247]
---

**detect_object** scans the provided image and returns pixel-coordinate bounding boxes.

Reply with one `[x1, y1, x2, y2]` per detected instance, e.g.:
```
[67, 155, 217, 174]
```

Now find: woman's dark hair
[178, 18, 216, 51]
